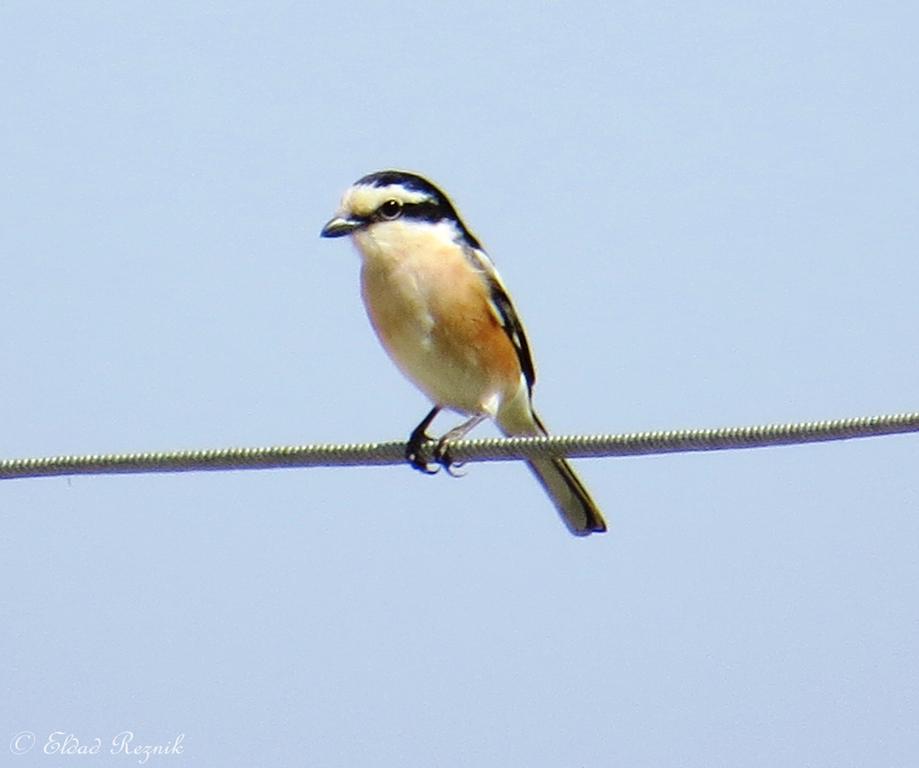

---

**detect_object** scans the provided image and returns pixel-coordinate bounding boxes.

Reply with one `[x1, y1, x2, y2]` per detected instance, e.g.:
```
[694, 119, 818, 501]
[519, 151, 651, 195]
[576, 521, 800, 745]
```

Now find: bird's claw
[406, 430, 440, 474]
[433, 439, 467, 477]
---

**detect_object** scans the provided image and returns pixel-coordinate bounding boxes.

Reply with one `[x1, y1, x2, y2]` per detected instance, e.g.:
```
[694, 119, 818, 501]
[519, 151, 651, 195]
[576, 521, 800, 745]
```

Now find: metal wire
[1, 411, 917, 481]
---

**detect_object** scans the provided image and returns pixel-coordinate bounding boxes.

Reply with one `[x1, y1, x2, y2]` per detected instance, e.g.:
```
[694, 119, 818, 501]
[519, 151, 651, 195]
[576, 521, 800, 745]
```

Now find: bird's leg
[406, 405, 442, 474]
[434, 414, 487, 476]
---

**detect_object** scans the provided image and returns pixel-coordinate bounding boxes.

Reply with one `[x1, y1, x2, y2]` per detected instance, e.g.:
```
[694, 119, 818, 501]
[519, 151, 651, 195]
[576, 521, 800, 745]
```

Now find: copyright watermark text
[10, 730, 185, 764]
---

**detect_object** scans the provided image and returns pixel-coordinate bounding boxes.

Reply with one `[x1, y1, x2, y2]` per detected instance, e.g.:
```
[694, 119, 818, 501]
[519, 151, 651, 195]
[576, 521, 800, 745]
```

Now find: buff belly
[359, 248, 519, 417]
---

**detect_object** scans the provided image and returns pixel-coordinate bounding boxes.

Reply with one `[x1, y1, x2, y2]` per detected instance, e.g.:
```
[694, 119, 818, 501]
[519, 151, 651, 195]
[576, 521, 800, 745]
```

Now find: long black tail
[526, 412, 606, 536]
[526, 455, 607, 536]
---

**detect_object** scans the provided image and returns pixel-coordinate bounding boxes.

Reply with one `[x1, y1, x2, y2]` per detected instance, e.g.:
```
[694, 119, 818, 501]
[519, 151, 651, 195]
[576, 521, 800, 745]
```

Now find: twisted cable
[1, 411, 916, 481]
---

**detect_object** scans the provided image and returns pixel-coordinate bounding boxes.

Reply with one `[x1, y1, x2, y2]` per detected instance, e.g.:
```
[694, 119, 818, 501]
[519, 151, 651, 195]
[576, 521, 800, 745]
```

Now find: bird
[320, 170, 606, 536]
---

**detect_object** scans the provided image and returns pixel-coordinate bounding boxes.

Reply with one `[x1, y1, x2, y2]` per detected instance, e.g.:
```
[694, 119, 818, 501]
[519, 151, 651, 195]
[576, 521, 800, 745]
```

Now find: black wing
[466, 246, 537, 395]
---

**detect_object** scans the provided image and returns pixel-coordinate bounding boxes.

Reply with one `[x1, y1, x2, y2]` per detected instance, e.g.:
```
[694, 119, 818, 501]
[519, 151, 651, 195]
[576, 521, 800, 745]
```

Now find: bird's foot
[406, 427, 439, 475]
[433, 437, 467, 477]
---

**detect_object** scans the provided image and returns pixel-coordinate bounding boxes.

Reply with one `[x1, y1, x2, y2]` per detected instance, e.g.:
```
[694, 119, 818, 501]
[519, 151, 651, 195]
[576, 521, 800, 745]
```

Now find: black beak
[320, 216, 361, 238]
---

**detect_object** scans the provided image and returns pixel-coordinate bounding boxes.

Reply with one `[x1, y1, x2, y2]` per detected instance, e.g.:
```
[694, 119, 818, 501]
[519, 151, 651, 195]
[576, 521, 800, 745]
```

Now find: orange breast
[360, 235, 522, 412]
[428, 257, 521, 392]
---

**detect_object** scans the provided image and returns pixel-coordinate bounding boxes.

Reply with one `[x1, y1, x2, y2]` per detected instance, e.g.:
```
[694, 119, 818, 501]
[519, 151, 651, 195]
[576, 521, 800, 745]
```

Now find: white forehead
[340, 183, 432, 217]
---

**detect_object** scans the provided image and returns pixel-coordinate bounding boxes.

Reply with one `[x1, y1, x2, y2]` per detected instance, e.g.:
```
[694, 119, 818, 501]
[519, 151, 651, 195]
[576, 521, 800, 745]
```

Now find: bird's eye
[379, 199, 403, 220]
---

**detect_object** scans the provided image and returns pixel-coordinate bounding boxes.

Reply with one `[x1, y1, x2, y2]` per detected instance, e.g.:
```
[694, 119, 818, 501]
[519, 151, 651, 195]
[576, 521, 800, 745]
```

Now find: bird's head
[320, 170, 481, 252]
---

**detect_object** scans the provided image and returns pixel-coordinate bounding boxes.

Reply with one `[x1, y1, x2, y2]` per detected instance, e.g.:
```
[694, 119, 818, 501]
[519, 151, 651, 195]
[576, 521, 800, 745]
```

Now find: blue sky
[2, 2, 917, 766]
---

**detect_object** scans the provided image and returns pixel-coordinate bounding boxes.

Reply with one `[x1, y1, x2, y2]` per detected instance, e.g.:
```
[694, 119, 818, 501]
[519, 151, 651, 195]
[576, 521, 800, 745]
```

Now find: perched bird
[320, 170, 606, 536]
